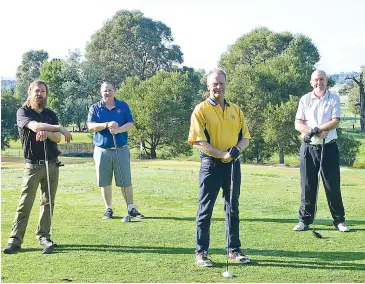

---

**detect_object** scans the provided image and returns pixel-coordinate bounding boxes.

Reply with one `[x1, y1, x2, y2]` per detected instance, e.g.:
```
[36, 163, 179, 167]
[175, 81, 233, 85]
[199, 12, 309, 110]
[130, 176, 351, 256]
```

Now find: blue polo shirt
[87, 99, 134, 148]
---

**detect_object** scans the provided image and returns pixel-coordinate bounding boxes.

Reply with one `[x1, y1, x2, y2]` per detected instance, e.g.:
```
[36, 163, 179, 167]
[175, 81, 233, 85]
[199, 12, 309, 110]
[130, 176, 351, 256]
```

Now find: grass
[1, 158, 365, 283]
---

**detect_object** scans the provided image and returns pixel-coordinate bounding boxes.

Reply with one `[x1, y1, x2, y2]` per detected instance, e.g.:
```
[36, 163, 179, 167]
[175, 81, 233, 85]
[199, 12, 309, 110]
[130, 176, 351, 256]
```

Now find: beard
[29, 96, 47, 109]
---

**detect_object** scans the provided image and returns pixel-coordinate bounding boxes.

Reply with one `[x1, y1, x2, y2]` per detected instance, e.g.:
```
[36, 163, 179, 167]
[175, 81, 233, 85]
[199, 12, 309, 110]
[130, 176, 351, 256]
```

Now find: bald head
[310, 70, 328, 96]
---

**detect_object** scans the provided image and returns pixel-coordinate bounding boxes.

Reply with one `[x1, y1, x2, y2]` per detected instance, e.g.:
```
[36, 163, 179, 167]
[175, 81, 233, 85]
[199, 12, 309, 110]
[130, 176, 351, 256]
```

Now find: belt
[103, 145, 127, 150]
[25, 159, 56, 165]
[309, 139, 337, 148]
[201, 157, 219, 163]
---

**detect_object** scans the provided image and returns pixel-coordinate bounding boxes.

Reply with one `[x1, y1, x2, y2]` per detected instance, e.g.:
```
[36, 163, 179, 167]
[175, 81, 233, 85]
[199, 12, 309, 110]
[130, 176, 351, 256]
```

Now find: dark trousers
[298, 142, 345, 226]
[196, 159, 241, 254]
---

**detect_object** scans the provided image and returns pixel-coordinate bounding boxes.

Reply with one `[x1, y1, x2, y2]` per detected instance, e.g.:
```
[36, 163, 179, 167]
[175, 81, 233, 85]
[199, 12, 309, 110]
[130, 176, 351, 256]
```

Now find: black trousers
[196, 159, 241, 254]
[298, 142, 345, 226]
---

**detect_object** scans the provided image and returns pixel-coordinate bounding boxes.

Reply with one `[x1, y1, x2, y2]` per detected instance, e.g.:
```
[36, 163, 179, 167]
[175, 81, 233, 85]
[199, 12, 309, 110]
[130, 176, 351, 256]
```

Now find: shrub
[336, 128, 361, 167]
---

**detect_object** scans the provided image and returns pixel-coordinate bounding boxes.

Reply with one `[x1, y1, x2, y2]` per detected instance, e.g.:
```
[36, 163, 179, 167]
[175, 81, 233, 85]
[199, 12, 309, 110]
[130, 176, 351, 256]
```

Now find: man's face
[29, 83, 47, 109]
[310, 71, 327, 93]
[207, 72, 226, 99]
[101, 83, 115, 102]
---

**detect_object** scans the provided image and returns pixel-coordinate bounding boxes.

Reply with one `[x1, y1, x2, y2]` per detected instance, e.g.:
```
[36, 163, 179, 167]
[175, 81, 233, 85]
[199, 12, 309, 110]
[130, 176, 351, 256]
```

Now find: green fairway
[1, 159, 365, 283]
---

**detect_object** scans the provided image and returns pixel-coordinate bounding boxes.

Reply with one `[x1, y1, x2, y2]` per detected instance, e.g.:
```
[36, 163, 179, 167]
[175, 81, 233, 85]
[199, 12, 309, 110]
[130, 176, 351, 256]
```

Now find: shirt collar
[208, 97, 230, 106]
[310, 90, 328, 100]
[99, 98, 123, 108]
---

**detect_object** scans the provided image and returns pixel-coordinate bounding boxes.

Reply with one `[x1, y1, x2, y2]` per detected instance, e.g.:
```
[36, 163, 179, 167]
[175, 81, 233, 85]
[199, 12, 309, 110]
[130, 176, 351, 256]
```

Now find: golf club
[312, 139, 325, 239]
[42, 140, 55, 254]
[222, 161, 234, 279]
[112, 134, 130, 223]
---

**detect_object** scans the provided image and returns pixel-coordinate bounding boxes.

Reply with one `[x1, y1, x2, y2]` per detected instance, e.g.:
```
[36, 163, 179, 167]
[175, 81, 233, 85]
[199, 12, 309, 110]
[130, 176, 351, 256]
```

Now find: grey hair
[100, 81, 114, 90]
[207, 68, 227, 82]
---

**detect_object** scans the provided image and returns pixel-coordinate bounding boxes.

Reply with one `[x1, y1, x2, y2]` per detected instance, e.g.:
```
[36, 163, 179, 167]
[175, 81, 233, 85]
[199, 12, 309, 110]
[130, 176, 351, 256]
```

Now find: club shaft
[44, 141, 53, 239]
[312, 139, 325, 236]
[225, 162, 234, 272]
[112, 134, 125, 195]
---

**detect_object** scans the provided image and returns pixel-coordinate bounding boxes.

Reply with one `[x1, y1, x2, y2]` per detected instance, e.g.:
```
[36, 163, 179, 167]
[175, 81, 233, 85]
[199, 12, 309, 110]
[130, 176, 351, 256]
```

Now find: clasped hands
[36, 127, 72, 143]
[303, 127, 328, 143]
[222, 146, 240, 163]
[106, 121, 120, 134]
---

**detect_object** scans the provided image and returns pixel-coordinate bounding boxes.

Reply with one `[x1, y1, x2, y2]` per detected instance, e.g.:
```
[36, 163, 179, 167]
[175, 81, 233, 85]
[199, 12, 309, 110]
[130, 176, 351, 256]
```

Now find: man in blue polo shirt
[87, 82, 144, 220]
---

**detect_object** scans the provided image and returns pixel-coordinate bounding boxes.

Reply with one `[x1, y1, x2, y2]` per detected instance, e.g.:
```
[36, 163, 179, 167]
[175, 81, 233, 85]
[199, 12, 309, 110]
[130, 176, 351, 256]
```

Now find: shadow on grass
[243, 218, 365, 226]
[11, 245, 365, 272]
[124, 216, 364, 227]
[251, 258, 365, 272]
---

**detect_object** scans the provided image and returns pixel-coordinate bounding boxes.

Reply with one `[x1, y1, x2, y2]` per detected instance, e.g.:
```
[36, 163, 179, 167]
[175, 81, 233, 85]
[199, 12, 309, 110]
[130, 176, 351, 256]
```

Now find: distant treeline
[329, 72, 361, 84]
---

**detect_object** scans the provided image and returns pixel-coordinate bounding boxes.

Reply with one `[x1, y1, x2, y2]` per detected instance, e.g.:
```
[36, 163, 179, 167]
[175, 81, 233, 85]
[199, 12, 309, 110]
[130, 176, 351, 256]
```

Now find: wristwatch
[313, 127, 319, 134]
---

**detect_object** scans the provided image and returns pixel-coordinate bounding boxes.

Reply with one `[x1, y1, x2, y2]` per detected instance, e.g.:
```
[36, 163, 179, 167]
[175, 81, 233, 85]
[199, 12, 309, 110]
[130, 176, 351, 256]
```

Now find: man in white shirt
[293, 70, 349, 233]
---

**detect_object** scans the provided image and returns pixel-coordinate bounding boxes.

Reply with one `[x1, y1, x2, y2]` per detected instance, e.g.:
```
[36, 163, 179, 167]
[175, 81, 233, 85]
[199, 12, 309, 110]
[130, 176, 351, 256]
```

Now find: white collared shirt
[295, 91, 340, 145]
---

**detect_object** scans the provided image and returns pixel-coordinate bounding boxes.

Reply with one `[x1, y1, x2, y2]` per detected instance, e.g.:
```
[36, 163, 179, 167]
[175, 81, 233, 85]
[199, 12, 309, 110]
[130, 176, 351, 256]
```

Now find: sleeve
[49, 110, 59, 125]
[187, 106, 207, 145]
[240, 109, 251, 139]
[124, 103, 134, 123]
[16, 108, 32, 129]
[87, 105, 96, 123]
[295, 98, 305, 120]
[332, 94, 341, 119]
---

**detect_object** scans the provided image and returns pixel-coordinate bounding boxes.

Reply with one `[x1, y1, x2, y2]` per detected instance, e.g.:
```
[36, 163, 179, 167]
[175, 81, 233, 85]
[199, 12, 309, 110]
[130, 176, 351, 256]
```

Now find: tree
[336, 128, 361, 166]
[15, 50, 49, 101]
[263, 96, 301, 164]
[116, 71, 199, 159]
[40, 58, 66, 112]
[219, 27, 320, 163]
[338, 80, 354, 97]
[40, 50, 101, 129]
[346, 66, 365, 131]
[1, 90, 21, 150]
[85, 10, 183, 87]
[348, 84, 360, 115]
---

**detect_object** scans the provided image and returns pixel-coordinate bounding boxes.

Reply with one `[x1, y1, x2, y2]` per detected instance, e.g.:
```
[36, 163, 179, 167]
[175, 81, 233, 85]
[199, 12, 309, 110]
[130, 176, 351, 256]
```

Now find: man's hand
[36, 130, 48, 141]
[60, 127, 73, 143]
[221, 151, 232, 163]
[228, 146, 240, 160]
[303, 127, 319, 143]
[108, 121, 119, 134]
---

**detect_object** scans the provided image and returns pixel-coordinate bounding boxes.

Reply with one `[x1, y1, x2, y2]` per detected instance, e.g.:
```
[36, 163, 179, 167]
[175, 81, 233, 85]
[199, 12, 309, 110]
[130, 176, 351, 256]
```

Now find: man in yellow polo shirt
[188, 68, 251, 267]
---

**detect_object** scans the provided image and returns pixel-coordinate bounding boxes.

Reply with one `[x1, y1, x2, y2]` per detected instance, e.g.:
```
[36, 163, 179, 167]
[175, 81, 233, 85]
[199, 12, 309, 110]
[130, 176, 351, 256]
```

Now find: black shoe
[3, 243, 21, 254]
[103, 208, 113, 219]
[128, 207, 144, 218]
[39, 238, 55, 254]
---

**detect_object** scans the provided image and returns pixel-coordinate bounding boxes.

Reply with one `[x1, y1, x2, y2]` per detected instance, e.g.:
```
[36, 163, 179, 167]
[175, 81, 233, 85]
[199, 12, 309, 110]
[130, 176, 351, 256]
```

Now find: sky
[1, 0, 365, 79]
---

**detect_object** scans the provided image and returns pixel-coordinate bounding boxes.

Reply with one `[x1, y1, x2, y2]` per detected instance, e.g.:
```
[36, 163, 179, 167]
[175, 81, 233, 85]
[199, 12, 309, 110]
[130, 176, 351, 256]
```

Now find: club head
[42, 244, 55, 254]
[121, 215, 131, 223]
[222, 271, 233, 278]
[312, 230, 323, 239]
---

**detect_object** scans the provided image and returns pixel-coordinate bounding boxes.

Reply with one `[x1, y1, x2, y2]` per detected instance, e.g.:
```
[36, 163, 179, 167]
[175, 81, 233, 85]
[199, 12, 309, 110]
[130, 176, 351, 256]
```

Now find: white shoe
[293, 222, 309, 231]
[337, 223, 350, 232]
[229, 251, 250, 264]
[196, 251, 213, 267]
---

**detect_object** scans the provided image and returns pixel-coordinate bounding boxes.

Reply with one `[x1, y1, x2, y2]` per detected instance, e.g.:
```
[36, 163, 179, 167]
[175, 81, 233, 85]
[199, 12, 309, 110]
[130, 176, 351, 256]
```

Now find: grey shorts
[93, 146, 132, 187]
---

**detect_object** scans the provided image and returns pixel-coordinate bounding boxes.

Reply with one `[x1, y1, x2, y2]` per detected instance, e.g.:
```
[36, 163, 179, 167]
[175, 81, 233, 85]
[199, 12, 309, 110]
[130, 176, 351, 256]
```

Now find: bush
[1, 90, 21, 150]
[336, 128, 361, 167]
[353, 162, 365, 169]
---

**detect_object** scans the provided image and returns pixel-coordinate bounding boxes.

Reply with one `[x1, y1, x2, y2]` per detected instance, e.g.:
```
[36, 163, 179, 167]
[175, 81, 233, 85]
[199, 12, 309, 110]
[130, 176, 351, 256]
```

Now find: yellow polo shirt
[188, 98, 251, 153]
